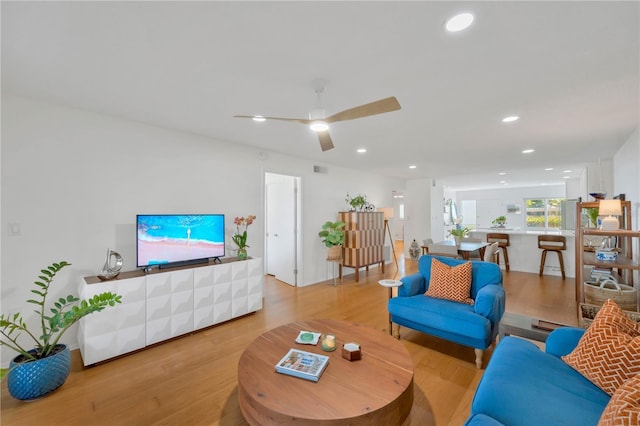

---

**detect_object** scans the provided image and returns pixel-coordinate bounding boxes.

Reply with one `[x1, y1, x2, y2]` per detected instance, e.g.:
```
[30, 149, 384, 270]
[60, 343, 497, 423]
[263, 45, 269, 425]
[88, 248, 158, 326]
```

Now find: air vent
[313, 165, 328, 174]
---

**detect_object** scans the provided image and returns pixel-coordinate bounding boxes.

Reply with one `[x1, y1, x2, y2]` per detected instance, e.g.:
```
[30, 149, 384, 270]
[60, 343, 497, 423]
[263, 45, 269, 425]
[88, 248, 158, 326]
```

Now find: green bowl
[300, 332, 314, 342]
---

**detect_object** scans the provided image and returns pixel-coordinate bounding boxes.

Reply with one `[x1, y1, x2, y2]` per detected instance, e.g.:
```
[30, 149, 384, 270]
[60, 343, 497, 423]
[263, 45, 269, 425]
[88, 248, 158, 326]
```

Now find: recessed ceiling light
[444, 12, 474, 32]
[502, 116, 519, 123]
[409, 165, 417, 169]
[544, 167, 554, 171]
[357, 148, 367, 153]
[252, 116, 266, 122]
[498, 172, 507, 176]
[563, 176, 571, 179]
[499, 180, 507, 184]
[522, 149, 535, 154]
[563, 170, 572, 173]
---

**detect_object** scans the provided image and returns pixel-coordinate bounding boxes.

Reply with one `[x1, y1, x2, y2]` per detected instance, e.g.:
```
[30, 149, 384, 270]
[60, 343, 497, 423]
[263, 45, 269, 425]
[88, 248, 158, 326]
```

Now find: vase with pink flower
[232, 215, 256, 260]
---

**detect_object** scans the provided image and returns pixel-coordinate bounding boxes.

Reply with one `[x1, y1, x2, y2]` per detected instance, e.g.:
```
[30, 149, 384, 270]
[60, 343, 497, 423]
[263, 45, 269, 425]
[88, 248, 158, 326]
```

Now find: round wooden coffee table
[238, 318, 414, 425]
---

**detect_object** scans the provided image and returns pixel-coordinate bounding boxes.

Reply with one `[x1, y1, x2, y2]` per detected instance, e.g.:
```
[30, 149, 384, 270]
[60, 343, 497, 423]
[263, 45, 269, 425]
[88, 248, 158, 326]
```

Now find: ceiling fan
[234, 81, 401, 152]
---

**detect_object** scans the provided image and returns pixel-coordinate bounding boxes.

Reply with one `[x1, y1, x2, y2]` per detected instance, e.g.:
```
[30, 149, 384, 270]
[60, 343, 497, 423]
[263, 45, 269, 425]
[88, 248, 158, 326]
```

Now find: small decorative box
[595, 250, 617, 261]
[342, 342, 361, 361]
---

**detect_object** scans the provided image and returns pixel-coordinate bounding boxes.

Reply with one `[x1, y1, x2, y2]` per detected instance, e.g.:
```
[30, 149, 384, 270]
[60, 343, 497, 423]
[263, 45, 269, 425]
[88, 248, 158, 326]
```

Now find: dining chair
[427, 244, 460, 258]
[537, 235, 567, 279]
[421, 238, 434, 255]
[483, 242, 500, 263]
[487, 233, 510, 271]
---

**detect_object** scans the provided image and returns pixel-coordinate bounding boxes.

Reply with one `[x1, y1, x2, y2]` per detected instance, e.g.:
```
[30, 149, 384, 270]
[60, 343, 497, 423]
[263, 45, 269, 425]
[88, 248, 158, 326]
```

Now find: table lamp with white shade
[598, 199, 622, 231]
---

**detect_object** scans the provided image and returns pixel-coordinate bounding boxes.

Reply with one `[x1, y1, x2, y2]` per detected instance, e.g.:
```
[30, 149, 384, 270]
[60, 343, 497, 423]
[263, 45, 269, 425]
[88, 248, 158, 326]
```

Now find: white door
[266, 173, 298, 286]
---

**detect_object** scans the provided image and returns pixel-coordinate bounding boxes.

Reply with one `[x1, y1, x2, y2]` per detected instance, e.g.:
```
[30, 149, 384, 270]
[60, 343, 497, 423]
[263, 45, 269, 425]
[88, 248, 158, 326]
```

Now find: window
[525, 198, 565, 229]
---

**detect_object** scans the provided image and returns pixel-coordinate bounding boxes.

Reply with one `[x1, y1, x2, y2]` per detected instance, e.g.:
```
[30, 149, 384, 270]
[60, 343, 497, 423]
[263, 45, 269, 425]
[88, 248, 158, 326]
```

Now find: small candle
[325, 335, 335, 349]
[322, 334, 336, 351]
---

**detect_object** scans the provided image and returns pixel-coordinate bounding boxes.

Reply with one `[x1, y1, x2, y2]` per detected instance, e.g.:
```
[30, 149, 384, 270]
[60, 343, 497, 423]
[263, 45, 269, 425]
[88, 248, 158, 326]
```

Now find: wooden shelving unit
[575, 200, 639, 313]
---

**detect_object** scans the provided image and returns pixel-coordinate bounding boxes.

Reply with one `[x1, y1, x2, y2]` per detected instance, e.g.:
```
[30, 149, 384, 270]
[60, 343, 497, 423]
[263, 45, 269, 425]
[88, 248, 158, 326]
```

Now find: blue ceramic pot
[8, 344, 71, 400]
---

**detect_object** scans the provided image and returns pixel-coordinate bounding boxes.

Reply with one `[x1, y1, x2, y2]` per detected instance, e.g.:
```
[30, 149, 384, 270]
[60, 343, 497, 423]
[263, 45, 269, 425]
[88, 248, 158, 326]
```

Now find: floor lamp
[378, 208, 398, 273]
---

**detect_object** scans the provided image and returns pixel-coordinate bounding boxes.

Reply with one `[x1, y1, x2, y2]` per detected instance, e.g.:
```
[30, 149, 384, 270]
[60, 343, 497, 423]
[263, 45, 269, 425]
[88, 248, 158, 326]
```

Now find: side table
[378, 279, 403, 335]
[498, 312, 566, 343]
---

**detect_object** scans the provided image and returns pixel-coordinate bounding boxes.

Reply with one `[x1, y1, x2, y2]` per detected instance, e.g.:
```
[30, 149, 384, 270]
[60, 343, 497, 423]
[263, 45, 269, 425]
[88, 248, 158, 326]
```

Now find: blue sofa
[465, 328, 610, 426]
[388, 255, 505, 368]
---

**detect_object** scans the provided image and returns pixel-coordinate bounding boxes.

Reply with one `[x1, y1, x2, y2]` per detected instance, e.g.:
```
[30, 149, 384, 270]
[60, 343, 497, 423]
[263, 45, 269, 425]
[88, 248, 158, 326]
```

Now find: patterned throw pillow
[598, 373, 640, 426]
[562, 299, 640, 396]
[425, 258, 473, 305]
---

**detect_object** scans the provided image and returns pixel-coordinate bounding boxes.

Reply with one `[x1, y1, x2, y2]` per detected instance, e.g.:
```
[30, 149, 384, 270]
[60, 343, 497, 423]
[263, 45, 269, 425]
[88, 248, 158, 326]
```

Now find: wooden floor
[1, 245, 577, 425]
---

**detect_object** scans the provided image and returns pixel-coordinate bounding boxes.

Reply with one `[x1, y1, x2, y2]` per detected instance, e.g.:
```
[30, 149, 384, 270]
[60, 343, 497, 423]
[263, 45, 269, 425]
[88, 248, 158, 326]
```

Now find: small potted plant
[449, 227, 470, 244]
[492, 216, 507, 227]
[0, 261, 122, 400]
[232, 215, 256, 260]
[345, 193, 367, 211]
[318, 220, 346, 260]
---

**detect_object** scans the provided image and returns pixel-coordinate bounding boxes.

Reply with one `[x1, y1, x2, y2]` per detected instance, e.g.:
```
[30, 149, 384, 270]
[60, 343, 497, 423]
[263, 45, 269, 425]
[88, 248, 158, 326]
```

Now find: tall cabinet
[575, 200, 639, 313]
[338, 211, 385, 282]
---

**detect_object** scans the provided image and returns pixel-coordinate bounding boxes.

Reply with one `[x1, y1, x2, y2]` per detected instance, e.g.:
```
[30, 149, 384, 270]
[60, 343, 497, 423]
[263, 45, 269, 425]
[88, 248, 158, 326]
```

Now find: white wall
[613, 128, 640, 231]
[0, 94, 403, 364]
[454, 185, 566, 230]
[403, 178, 439, 255]
[613, 128, 639, 270]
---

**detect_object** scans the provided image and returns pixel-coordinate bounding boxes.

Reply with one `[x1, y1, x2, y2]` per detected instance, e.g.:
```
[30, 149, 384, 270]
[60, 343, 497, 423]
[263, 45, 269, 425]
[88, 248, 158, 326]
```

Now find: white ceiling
[2, 1, 638, 190]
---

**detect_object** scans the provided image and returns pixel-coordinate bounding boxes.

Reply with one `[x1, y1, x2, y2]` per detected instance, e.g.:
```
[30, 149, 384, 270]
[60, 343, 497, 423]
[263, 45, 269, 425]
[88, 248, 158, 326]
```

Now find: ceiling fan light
[310, 121, 329, 132]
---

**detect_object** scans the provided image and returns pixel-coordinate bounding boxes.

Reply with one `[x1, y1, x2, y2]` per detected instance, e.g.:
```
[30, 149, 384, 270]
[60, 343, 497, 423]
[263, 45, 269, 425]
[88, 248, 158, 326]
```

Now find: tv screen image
[136, 214, 225, 268]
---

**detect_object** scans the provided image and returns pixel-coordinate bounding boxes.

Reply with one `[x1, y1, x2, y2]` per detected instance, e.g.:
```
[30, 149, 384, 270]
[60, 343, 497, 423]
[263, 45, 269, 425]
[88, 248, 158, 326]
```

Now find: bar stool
[487, 233, 510, 271]
[538, 235, 567, 279]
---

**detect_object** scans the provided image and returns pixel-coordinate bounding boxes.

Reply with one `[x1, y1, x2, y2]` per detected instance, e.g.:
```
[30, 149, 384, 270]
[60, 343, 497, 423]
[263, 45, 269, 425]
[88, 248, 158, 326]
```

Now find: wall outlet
[8, 223, 21, 236]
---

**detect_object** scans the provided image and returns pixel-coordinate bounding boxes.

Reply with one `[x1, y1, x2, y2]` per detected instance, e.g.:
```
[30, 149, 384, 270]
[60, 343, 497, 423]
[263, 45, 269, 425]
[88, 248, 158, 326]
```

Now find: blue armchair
[388, 255, 505, 368]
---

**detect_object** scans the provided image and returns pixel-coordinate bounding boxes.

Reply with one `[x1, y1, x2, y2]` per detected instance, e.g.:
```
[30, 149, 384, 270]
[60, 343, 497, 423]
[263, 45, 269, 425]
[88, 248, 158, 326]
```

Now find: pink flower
[232, 214, 256, 250]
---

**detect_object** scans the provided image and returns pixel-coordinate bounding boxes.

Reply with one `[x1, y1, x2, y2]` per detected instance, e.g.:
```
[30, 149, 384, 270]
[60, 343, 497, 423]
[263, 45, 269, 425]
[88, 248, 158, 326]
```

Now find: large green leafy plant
[318, 221, 346, 247]
[0, 261, 122, 362]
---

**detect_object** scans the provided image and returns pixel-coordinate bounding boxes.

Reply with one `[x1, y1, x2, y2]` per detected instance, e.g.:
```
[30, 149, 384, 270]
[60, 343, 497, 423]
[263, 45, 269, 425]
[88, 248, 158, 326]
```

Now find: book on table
[275, 348, 330, 382]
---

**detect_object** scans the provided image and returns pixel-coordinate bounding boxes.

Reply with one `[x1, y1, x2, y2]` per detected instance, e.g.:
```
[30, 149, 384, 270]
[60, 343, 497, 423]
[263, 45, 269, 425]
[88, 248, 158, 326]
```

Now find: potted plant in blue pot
[0, 261, 122, 400]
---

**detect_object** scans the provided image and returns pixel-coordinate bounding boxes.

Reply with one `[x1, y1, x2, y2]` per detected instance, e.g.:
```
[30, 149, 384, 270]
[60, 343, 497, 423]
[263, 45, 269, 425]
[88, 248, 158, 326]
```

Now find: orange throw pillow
[598, 373, 640, 426]
[425, 258, 473, 305]
[562, 299, 640, 396]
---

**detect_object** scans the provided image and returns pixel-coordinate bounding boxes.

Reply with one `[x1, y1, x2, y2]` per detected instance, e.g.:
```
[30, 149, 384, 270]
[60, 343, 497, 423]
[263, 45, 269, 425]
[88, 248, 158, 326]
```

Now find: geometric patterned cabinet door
[78, 258, 263, 365]
[213, 263, 233, 324]
[193, 266, 216, 329]
[77, 276, 146, 365]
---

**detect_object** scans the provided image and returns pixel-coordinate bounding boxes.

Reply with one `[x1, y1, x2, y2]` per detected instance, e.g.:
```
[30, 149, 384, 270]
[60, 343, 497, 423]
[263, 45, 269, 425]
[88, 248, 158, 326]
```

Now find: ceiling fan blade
[234, 115, 312, 125]
[325, 96, 401, 123]
[318, 131, 334, 152]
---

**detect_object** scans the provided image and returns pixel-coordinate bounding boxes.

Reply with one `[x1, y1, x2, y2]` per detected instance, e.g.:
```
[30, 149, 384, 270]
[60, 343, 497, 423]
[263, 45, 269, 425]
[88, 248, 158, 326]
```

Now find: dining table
[432, 240, 490, 260]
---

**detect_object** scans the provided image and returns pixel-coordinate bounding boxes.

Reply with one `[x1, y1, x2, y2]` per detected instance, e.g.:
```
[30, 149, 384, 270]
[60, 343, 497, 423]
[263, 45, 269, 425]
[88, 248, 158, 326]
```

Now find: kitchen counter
[471, 229, 575, 278]
[475, 228, 575, 237]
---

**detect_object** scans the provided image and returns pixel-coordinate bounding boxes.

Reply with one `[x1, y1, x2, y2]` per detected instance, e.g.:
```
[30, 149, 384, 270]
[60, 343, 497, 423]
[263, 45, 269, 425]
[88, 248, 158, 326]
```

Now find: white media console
[77, 257, 263, 365]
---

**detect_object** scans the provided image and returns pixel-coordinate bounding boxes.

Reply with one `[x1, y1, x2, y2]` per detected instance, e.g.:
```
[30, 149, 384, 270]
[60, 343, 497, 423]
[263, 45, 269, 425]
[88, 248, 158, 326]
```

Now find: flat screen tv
[136, 214, 225, 269]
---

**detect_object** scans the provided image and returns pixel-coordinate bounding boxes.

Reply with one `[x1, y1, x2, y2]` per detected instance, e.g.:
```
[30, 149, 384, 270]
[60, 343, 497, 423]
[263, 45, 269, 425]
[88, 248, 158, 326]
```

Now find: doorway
[265, 172, 301, 286]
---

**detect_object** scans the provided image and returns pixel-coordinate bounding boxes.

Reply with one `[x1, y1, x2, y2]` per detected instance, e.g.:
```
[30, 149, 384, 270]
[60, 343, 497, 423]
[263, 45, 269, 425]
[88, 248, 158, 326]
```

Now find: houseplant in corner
[318, 220, 346, 260]
[0, 261, 121, 400]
